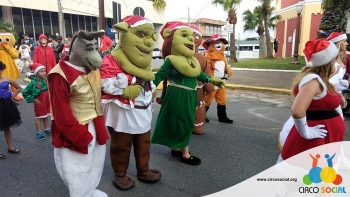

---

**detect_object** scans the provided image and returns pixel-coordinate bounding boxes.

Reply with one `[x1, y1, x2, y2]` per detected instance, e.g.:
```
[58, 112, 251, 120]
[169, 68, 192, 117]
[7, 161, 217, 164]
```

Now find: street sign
[224, 25, 233, 33]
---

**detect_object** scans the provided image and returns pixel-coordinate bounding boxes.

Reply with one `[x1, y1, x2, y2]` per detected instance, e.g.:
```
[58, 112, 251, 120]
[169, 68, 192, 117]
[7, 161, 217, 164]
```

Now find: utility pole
[99, 0, 105, 30]
[188, 7, 190, 24]
[57, 0, 65, 38]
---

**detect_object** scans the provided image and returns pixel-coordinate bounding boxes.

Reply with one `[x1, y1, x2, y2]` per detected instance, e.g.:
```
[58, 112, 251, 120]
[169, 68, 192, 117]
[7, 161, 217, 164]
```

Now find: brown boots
[109, 128, 161, 190]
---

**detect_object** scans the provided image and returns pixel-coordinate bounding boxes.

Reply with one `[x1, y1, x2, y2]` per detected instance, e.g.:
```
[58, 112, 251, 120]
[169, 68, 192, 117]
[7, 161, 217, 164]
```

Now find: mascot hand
[152, 91, 158, 102]
[122, 85, 142, 100]
[210, 77, 225, 88]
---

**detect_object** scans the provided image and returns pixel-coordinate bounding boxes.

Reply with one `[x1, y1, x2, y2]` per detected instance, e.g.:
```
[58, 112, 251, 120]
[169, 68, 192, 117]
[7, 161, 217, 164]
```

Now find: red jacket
[34, 45, 56, 73]
[48, 59, 109, 154]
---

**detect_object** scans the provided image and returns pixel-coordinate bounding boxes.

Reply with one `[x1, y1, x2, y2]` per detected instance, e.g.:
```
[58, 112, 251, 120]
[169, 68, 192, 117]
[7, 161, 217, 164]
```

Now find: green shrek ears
[163, 27, 201, 77]
[112, 21, 157, 81]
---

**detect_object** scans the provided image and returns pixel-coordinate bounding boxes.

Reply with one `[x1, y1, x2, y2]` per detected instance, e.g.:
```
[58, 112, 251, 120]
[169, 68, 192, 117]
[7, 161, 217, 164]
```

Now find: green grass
[229, 57, 306, 70]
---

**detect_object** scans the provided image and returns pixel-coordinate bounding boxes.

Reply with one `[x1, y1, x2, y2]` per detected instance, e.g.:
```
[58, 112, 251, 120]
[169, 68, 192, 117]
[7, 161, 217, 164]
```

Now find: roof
[195, 18, 226, 26]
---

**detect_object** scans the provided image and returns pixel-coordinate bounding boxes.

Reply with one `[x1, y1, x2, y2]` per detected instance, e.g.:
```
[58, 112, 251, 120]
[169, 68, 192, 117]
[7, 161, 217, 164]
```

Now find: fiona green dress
[152, 58, 210, 149]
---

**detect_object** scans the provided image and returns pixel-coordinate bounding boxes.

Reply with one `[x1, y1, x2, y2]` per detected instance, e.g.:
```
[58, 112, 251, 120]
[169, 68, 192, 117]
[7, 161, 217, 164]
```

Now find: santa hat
[29, 63, 45, 75]
[122, 15, 152, 28]
[303, 39, 338, 67]
[326, 32, 347, 44]
[39, 34, 47, 40]
[202, 34, 228, 50]
[188, 24, 202, 37]
[160, 21, 189, 39]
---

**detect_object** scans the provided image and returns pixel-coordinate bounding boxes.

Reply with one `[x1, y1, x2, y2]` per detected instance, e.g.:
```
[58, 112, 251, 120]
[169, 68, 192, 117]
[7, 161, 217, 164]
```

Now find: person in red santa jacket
[33, 34, 56, 73]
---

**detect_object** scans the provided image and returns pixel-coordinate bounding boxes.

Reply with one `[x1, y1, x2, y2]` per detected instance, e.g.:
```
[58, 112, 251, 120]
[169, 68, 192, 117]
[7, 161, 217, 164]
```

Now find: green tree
[0, 20, 18, 41]
[148, 0, 166, 10]
[213, 0, 241, 62]
[257, 0, 275, 58]
[319, 0, 350, 33]
[243, 6, 280, 58]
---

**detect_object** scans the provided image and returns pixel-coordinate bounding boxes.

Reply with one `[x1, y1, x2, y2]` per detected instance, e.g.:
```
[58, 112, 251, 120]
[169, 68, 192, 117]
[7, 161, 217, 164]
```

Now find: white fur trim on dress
[298, 74, 327, 100]
[329, 34, 347, 44]
[306, 42, 339, 67]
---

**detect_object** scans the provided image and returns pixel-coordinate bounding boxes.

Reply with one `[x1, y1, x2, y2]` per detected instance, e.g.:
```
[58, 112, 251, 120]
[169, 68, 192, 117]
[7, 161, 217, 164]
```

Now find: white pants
[54, 122, 107, 197]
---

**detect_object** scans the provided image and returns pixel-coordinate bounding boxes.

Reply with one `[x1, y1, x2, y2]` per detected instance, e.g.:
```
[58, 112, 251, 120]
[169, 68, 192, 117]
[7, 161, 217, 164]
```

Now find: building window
[91, 17, 97, 31]
[42, 11, 51, 34]
[12, 7, 24, 36]
[32, 10, 42, 38]
[71, 14, 78, 33]
[64, 14, 72, 35]
[254, 46, 259, 49]
[133, 7, 145, 17]
[113, 2, 121, 25]
[22, 9, 34, 37]
[205, 26, 208, 34]
[78, 15, 85, 31]
[210, 26, 213, 34]
[86, 16, 92, 31]
[106, 18, 112, 28]
[51, 12, 59, 35]
[239, 46, 253, 51]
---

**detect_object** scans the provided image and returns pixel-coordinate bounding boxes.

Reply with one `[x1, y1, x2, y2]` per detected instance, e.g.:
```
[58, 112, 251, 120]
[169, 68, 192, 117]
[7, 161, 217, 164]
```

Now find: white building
[0, 0, 165, 47]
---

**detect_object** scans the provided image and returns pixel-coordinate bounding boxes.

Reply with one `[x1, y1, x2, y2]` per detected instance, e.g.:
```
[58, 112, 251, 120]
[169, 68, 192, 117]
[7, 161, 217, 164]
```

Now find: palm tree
[242, 6, 281, 58]
[148, 0, 166, 10]
[213, 0, 241, 62]
[258, 0, 274, 58]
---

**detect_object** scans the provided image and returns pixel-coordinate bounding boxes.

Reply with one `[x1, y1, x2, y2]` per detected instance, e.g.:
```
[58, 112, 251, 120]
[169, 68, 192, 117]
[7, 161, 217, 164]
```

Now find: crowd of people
[0, 14, 349, 196]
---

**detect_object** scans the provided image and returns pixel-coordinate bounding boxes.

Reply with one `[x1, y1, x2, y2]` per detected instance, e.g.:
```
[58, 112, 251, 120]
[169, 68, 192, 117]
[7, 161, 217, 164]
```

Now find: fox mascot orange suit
[202, 34, 233, 123]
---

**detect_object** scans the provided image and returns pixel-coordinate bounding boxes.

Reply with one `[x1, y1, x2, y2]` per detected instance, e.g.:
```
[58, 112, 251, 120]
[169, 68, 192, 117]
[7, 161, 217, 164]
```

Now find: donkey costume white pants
[54, 122, 107, 197]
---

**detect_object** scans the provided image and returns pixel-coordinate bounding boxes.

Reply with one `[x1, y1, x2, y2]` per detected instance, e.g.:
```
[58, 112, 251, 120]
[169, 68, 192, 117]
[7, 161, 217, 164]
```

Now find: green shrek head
[114, 16, 157, 68]
[161, 21, 195, 58]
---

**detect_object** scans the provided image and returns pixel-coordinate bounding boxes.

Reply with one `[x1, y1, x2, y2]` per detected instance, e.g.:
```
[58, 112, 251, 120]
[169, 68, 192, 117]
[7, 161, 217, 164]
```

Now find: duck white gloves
[334, 79, 349, 92]
[293, 117, 328, 139]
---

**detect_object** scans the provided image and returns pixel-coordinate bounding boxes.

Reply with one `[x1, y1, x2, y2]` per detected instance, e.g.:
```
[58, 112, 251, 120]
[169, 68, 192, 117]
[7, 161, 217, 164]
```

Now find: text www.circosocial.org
[256, 178, 298, 182]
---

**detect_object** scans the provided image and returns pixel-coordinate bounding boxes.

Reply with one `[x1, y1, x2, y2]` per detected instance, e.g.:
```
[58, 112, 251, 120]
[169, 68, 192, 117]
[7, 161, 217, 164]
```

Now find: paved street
[1, 89, 349, 197]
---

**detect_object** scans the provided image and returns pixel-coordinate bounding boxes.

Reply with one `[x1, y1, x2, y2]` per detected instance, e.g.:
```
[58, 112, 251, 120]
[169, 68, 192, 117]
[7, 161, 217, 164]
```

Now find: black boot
[217, 105, 233, 123]
[205, 106, 210, 123]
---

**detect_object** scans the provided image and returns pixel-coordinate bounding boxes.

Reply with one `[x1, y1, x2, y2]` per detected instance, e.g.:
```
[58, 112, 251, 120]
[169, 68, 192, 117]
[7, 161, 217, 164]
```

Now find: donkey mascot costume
[48, 31, 109, 197]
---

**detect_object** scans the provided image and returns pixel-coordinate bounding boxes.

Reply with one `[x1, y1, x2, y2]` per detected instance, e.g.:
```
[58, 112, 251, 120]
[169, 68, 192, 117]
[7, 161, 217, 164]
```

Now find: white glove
[334, 79, 349, 92]
[293, 117, 327, 139]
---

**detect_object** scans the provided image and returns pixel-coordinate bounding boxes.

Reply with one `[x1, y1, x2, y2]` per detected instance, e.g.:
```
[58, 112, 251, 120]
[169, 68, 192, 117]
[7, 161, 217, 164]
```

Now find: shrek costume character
[48, 31, 109, 197]
[202, 34, 233, 123]
[189, 24, 214, 135]
[152, 22, 224, 165]
[100, 16, 161, 190]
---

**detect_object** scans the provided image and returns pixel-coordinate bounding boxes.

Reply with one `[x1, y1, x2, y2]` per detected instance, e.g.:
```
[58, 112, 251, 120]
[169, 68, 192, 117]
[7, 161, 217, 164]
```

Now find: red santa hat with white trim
[303, 39, 338, 67]
[202, 34, 228, 50]
[188, 24, 202, 37]
[122, 15, 152, 28]
[29, 63, 45, 75]
[160, 21, 189, 39]
[326, 32, 347, 44]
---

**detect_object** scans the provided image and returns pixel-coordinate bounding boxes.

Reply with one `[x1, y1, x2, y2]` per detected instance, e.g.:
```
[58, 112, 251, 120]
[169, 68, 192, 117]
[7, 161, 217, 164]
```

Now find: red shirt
[99, 35, 113, 52]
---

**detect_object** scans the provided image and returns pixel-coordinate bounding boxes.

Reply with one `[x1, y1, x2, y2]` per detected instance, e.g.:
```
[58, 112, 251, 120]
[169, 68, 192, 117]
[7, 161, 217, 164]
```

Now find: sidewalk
[226, 68, 298, 95]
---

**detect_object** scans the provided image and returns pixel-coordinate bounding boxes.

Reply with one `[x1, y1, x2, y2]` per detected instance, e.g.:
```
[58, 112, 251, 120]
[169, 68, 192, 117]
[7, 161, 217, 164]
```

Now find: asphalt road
[1, 90, 349, 197]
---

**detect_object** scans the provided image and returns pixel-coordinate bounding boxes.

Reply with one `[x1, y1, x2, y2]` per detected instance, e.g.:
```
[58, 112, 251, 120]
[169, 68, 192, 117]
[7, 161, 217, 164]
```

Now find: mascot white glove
[293, 117, 327, 139]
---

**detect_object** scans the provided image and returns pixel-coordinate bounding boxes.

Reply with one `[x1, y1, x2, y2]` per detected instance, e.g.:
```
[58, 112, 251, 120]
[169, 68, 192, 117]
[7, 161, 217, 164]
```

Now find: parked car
[198, 46, 206, 55]
[152, 48, 162, 59]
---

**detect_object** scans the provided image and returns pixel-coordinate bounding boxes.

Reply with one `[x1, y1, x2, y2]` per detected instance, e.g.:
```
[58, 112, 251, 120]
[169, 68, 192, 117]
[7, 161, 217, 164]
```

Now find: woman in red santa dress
[278, 39, 346, 162]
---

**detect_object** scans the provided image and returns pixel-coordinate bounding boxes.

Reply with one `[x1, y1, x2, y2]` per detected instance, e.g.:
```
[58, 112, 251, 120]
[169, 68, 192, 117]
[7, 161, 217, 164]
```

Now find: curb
[157, 82, 291, 95]
[225, 83, 291, 95]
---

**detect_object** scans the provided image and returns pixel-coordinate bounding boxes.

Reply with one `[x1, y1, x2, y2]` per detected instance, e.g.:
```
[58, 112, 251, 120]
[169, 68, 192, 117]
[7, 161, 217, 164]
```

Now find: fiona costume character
[151, 21, 224, 165]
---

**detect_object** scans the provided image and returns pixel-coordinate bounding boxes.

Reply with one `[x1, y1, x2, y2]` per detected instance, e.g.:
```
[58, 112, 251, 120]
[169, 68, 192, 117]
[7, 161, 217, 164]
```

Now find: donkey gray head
[69, 31, 104, 70]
